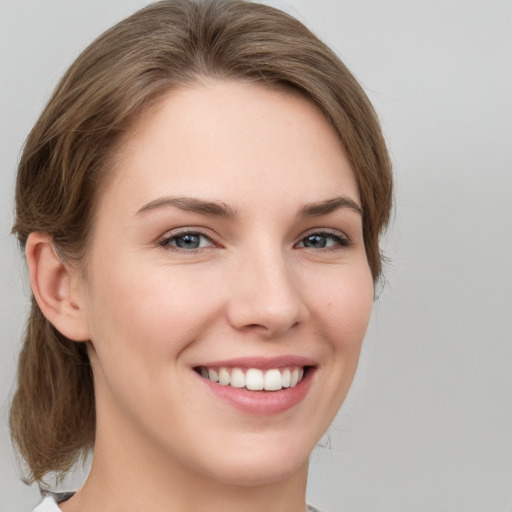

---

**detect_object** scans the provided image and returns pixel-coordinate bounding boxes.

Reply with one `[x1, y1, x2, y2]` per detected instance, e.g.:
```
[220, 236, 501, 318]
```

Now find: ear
[26, 232, 90, 342]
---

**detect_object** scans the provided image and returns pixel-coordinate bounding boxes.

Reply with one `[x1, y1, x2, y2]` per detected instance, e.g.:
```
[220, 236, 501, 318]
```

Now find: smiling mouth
[194, 366, 309, 391]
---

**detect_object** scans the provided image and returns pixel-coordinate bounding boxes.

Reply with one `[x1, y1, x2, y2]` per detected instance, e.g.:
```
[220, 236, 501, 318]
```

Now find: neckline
[41, 491, 321, 511]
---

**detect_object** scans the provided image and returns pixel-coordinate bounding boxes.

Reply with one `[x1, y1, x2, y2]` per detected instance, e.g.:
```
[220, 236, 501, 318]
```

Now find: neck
[64, 451, 309, 512]
[61, 405, 310, 512]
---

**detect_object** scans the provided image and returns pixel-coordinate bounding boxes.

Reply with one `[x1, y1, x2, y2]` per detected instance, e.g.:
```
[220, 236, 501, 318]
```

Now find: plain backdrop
[1, 1, 511, 511]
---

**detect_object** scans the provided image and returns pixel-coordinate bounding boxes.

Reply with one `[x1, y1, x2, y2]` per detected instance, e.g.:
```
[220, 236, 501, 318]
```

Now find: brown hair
[10, 0, 392, 484]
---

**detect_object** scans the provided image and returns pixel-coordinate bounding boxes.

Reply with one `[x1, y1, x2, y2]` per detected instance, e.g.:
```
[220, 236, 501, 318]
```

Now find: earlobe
[26, 232, 90, 342]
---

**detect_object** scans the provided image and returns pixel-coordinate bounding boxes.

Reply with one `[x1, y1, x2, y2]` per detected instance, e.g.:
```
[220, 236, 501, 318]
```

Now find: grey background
[1, 1, 511, 511]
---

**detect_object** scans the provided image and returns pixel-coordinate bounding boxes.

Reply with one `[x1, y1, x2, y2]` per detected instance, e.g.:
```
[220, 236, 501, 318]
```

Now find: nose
[226, 246, 309, 338]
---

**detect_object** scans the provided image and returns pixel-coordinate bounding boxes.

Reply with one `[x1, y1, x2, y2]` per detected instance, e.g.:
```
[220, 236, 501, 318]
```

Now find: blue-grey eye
[303, 234, 328, 248]
[175, 233, 202, 249]
[298, 232, 348, 249]
[161, 232, 212, 250]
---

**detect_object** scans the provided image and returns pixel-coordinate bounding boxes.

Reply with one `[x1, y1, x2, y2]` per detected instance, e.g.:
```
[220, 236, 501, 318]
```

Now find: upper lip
[193, 355, 317, 369]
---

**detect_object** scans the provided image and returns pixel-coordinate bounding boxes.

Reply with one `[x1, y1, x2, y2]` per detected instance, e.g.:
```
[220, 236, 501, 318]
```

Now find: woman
[10, 1, 392, 511]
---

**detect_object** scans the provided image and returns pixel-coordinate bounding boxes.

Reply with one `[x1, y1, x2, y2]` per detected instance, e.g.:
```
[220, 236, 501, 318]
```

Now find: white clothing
[33, 496, 61, 512]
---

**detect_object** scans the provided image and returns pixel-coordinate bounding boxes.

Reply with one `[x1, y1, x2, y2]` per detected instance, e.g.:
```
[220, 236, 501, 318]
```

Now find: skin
[29, 80, 374, 512]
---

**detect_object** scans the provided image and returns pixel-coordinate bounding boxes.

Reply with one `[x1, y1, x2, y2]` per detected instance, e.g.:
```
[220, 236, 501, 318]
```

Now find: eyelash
[158, 229, 216, 253]
[296, 230, 351, 250]
[157, 229, 351, 253]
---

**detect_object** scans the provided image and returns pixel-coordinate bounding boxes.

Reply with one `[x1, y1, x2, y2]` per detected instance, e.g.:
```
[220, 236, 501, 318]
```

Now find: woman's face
[77, 80, 374, 486]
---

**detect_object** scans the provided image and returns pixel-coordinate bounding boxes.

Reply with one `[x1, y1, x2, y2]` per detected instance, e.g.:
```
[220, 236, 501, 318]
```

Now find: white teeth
[282, 368, 291, 388]
[264, 369, 283, 391]
[199, 365, 307, 391]
[230, 368, 245, 388]
[246, 368, 264, 390]
[290, 368, 299, 387]
[218, 367, 230, 386]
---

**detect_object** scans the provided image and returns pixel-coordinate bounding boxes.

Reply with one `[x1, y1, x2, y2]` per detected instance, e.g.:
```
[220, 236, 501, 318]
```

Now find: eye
[159, 231, 214, 251]
[296, 231, 350, 249]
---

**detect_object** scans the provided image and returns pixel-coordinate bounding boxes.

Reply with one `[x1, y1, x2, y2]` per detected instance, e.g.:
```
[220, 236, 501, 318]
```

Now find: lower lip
[197, 369, 314, 415]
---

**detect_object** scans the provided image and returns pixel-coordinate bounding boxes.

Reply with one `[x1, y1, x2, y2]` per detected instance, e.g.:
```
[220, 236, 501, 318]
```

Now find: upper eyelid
[298, 227, 350, 240]
[158, 227, 216, 240]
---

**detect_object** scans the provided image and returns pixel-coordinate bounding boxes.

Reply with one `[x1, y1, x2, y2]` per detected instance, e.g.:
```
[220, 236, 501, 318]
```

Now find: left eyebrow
[297, 196, 363, 218]
[135, 196, 238, 219]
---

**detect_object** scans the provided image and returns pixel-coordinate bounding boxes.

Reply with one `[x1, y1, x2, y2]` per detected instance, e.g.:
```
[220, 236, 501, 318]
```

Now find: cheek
[83, 256, 223, 367]
[297, 263, 374, 432]
[310, 263, 374, 353]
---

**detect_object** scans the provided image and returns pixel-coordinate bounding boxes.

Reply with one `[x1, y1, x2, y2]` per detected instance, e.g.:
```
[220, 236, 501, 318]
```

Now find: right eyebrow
[135, 196, 238, 219]
[297, 196, 364, 218]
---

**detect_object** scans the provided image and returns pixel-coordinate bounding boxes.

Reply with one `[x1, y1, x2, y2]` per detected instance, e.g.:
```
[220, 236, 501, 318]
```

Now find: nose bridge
[227, 239, 308, 336]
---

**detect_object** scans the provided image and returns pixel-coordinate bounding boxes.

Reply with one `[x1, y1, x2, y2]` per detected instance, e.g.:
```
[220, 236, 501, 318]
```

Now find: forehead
[101, 79, 359, 214]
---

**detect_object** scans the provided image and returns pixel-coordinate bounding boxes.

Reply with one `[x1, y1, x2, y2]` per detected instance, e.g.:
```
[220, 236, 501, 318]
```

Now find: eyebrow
[136, 196, 237, 218]
[136, 194, 363, 219]
[297, 196, 363, 218]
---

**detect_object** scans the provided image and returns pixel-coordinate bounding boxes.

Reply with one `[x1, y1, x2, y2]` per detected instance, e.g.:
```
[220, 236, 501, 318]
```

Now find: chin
[192, 432, 313, 487]
[206, 456, 308, 488]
